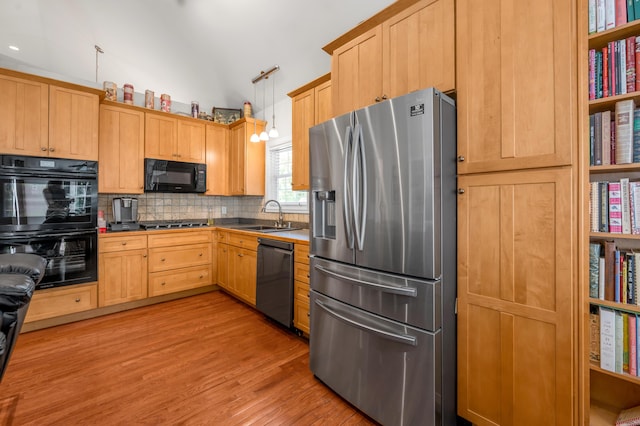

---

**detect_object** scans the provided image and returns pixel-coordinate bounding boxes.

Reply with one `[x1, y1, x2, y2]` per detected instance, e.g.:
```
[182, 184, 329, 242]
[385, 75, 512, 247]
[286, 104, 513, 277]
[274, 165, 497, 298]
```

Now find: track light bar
[251, 65, 280, 84]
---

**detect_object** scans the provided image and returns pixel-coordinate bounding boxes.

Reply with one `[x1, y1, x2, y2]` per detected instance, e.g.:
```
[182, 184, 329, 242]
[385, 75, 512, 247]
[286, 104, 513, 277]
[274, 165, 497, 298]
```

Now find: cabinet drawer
[25, 283, 98, 322]
[227, 232, 258, 251]
[148, 243, 211, 272]
[294, 244, 310, 264]
[295, 280, 310, 300]
[294, 262, 310, 284]
[99, 234, 147, 252]
[216, 231, 228, 243]
[148, 265, 211, 296]
[293, 295, 310, 334]
[147, 230, 211, 248]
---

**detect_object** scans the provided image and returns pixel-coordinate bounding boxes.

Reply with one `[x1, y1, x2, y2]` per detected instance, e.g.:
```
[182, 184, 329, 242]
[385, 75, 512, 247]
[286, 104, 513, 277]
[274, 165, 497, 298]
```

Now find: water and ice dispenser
[312, 190, 336, 239]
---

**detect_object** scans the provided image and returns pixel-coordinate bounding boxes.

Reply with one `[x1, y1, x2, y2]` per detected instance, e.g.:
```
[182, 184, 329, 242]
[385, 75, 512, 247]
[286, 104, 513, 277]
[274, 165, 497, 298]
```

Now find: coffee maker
[109, 197, 140, 231]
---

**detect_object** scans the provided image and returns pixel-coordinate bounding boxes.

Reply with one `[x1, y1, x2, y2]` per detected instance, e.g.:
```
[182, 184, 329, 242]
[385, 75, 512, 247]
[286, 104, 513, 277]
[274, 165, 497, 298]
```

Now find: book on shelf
[601, 255, 607, 299]
[629, 252, 636, 304]
[619, 0, 629, 26]
[605, 45, 611, 97]
[621, 39, 628, 96]
[632, 182, 640, 233]
[631, 313, 638, 375]
[591, 0, 598, 34]
[601, 181, 610, 232]
[616, 404, 640, 425]
[616, 310, 624, 372]
[591, 243, 602, 298]
[628, 36, 637, 92]
[629, 0, 636, 22]
[608, 0, 618, 30]
[636, 36, 640, 92]
[595, 111, 603, 165]
[616, 99, 635, 164]
[606, 241, 617, 301]
[592, 182, 600, 232]
[601, 307, 617, 372]
[624, 311, 630, 373]
[635, 0, 640, 21]
[604, 109, 613, 165]
[617, 249, 622, 301]
[633, 108, 640, 162]
[591, 305, 602, 363]
[598, 0, 606, 32]
[610, 181, 624, 233]
[623, 177, 632, 234]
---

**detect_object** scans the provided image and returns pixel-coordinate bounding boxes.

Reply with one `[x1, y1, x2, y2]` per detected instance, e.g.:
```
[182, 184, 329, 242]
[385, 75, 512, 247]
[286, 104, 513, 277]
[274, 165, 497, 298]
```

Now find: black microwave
[144, 159, 206, 193]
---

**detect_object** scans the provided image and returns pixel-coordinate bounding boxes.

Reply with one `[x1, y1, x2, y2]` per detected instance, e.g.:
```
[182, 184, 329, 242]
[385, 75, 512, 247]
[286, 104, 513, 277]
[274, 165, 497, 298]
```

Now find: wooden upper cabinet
[456, 0, 574, 174]
[382, 0, 455, 98]
[331, 26, 383, 116]
[145, 112, 177, 160]
[98, 103, 145, 194]
[0, 73, 49, 156]
[48, 85, 99, 160]
[228, 119, 265, 196]
[177, 119, 206, 163]
[205, 123, 230, 195]
[289, 74, 332, 191]
[291, 88, 315, 191]
[457, 168, 575, 425]
[328, 0, 455, 116]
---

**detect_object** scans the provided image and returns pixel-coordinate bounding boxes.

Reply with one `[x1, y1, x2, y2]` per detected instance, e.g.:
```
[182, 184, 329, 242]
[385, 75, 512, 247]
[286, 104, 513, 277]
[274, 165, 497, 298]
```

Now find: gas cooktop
[138, 219, 209, 230]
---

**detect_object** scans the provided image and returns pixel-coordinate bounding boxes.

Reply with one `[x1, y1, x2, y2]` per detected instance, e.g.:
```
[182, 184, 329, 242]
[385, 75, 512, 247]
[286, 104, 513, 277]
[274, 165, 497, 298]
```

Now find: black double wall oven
[0, 155, 98, 290]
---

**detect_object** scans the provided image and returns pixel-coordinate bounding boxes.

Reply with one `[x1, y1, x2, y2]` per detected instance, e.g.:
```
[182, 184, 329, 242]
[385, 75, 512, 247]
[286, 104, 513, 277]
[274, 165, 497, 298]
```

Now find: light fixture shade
[259, 131, 269, 141]
[250, 133, 260, 143]
[268, 127, 279, 138]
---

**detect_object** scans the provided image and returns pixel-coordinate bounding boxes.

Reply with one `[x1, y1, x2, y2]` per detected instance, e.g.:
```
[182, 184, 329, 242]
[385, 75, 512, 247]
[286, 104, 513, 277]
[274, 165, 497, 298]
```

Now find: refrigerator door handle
[314, 299, 417, 346]
[352, 124, 362, 250]
[356, 123, 367, 250]
[313, 264, 418, 297]
[342, 125, 354, 249]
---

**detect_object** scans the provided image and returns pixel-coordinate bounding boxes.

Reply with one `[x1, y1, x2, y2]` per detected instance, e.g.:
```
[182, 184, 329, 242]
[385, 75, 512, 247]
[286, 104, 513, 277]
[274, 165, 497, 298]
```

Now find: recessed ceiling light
[9, 45, 19, 51]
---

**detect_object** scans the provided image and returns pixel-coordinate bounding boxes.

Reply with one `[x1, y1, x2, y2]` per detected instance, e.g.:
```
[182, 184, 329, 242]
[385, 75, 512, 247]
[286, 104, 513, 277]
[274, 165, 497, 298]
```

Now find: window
[264, 139, 308, 213]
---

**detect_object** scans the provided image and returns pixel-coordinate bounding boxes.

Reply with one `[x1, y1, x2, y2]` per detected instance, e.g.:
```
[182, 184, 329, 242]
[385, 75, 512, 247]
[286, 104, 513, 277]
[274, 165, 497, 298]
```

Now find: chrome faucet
[262, 199, 284, 228]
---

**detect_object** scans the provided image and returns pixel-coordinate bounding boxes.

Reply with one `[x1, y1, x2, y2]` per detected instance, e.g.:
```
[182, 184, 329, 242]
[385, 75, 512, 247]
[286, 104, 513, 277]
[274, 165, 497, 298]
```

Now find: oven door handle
[314, 299, 417, 346]
[313, 264, 417, 297]
[0, 230, 95, 240]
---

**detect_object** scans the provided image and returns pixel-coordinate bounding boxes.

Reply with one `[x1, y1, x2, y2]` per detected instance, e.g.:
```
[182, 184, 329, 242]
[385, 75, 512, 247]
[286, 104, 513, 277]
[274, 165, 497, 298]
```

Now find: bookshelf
[587, 14, 640, 423]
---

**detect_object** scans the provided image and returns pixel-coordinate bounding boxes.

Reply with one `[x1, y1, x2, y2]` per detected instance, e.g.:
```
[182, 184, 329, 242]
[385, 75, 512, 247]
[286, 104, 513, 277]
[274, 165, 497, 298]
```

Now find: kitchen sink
[227, 224, 300, 233]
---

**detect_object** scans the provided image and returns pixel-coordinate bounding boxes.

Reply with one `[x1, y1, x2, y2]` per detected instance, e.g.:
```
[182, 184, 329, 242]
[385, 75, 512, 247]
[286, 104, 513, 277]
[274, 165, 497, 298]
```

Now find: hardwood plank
[0, 291, 377, 425]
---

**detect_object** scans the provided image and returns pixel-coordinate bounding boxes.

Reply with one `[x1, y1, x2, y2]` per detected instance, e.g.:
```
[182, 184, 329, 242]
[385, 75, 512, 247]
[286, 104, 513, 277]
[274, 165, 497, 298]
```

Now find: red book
[604, 46, 610, 97]
[617, 0, 628, 25]
[636, 36, 640, 92]
[629, 314, 637, 376]
[627, 36, 636, 93]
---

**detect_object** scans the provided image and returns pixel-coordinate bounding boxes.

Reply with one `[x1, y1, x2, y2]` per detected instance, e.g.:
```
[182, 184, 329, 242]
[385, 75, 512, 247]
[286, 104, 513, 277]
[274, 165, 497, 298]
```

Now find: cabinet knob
[143, 254, 147, 258]
[161, 258, 166, 262]
[199, 275, 204, 279]
[122, 241, 127, 245]
[458, 155, 465, 162]
[199, 253, 203, 256]
[307, 312, 310, 317]
[375, 97, 381, 102]
[161, 281, 166, 286]
[458, 188, 465, 194]
[75, 297, 81, 303]
[49, 147, 55, 152]
[381, 94, 388, 100]
[238, 253, 244, 257]
[41, 147, 47, 152]
[307, 274, 310, 278]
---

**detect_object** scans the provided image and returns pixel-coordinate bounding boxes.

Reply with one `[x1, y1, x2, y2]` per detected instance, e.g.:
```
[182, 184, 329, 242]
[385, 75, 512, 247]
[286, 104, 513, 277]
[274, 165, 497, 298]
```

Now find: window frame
[264, 139, 309, 214]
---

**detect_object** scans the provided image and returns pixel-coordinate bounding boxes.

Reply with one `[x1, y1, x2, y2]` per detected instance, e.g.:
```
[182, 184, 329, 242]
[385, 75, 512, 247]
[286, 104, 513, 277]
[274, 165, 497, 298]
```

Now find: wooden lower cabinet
[148, 230, 212, 296]
[25, 283, 98, 323]
[216, 231, 258, 306]
[293, 243, 310, 335]
[457, 168, 575, 425]
[98, 234, 148, 307]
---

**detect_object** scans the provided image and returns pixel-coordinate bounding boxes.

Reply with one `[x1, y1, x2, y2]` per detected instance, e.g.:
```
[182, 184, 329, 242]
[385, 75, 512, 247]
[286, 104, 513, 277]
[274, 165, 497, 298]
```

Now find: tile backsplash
[98, 193, 309, 225]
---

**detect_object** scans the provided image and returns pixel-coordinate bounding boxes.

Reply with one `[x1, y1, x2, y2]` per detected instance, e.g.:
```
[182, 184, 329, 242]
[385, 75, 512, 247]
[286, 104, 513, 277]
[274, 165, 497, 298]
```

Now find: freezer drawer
[310, 256, 440, 331]
[310, 291, 441, 426]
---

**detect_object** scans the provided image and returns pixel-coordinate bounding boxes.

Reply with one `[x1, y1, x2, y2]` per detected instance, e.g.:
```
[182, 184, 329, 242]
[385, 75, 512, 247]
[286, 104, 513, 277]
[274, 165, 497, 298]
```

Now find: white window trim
[264, 139, 309, 214]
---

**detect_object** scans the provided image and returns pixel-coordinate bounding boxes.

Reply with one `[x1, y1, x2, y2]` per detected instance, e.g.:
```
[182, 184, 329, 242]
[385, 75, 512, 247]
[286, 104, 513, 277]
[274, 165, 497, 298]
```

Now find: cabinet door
[291, 88, 314, 191]
[49, 85, 99, 160]
[382, 0, 455, 98]
[98, 104, 145, 194]
[0, 73, 48, 156]
[315, 80, 333, 124]
[177, 119, 206, 163]
[456, 0, 574, 174]
[243, 121, 265, 196]
[217, 243, 229, 289]
[228, 124, 245, 195]
[145, 113, 178, 160]
[99, 249, 148, 307]
[457, 168, 574, 425]
[233, 246, 257, 306]
[205, 124, 230, 195]
[331, 25, 383, 116]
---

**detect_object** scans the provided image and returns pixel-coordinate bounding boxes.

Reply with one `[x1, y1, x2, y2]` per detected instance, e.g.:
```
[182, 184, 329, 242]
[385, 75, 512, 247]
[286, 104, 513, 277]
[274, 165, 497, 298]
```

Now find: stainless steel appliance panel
[256, 238, 294, 328]
[310, 256, 440, 331]
[309, 113, 356, 265]
[352, 89, 441, 279]
[310, 291, 441, 426]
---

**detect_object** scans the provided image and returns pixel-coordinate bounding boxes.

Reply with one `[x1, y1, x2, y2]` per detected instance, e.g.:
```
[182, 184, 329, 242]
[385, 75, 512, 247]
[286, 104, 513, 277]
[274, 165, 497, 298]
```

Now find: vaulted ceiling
[0, 0, 395, 115]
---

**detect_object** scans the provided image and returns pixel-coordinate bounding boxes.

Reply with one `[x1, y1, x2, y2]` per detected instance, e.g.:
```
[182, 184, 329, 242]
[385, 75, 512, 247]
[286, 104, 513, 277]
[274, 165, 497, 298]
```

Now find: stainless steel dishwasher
[256, 238, 294, 328]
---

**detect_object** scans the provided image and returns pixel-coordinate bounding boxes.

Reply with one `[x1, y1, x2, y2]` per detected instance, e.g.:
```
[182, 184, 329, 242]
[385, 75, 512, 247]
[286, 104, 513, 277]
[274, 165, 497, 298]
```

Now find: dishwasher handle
[257, 238, 293, 251]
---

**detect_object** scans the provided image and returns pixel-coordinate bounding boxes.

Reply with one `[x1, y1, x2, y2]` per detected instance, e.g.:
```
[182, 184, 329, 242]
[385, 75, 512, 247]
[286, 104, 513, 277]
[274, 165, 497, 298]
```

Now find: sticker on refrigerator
[410, 104, 425, 117]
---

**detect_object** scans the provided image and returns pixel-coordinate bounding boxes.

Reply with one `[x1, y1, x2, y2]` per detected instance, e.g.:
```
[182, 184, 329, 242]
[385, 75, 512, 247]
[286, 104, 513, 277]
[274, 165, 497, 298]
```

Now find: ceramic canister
[160, 94, 171, 112]
[123, 84, 134, 105]
[145, 90, 154, 109]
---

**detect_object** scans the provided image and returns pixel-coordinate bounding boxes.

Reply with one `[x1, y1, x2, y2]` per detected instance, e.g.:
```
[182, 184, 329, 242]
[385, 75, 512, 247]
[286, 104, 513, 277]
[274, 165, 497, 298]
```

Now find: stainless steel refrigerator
[309, 88, 457, 426]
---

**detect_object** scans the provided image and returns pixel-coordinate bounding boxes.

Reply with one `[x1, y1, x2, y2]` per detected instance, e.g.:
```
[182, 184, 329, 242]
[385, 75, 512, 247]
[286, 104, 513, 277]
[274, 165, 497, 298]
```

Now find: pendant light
[268, 73, 279, 138]
[259, 79, 269, 141]
[250, 83, 260, 142]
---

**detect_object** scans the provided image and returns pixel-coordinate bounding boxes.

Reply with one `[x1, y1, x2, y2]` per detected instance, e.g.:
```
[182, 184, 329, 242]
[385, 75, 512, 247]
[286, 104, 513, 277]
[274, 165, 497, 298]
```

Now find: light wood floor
[0, 291, 377, 425]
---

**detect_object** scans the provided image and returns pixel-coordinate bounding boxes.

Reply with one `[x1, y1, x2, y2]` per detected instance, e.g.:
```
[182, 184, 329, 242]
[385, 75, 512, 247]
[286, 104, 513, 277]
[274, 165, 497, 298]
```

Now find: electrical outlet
[221, 206, 227, 215]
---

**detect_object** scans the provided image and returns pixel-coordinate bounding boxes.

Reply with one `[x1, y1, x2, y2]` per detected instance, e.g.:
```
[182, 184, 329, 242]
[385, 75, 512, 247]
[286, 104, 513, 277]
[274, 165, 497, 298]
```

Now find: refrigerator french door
[309, 88, 457, 426]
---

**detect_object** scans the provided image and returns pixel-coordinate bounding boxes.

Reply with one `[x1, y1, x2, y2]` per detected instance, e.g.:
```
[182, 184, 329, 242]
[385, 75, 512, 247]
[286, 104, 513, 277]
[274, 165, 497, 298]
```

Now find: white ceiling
[0, 0, 395, 115]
